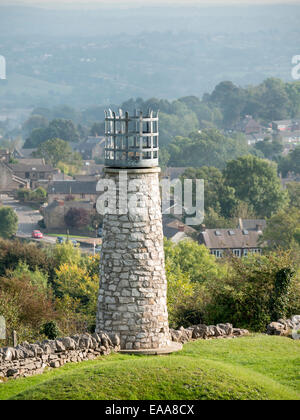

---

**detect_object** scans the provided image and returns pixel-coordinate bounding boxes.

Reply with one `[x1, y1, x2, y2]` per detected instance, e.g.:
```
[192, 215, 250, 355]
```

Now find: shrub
[0, 207, 18, 239]
[40, 321, 60, 340]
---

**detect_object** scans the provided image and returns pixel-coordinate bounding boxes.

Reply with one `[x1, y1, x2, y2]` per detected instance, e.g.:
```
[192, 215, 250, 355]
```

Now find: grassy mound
[0, 335, 299, 400]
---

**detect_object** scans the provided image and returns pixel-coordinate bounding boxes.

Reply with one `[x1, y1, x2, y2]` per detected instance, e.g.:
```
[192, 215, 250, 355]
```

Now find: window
[243, 249, 248, 256]
[252, 249, 261, 254]
[212, 250, 223, 258]
[228, 230, 236, 236]
[233, 249, 241, 257]
[215, 230, 222, 236]
[242, 229, 249, 235]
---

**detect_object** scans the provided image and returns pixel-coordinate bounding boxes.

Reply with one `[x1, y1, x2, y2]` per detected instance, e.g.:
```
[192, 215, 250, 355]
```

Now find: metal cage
[104, 109, 159, 168]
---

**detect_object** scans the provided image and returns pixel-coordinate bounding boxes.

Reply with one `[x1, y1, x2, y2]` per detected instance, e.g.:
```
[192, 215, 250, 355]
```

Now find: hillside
[0, 335, 299, 401]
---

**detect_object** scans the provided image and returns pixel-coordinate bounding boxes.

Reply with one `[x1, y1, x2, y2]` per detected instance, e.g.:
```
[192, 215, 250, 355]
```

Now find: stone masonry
[96, 167, 171, 350]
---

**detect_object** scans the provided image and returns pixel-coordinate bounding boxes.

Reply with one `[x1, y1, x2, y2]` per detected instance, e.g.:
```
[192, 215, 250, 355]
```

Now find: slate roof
[198, 228, 262, 250]
[8, 163, 55, 172]
[48, 180, 97, 195]
[238, 219, 266, 231]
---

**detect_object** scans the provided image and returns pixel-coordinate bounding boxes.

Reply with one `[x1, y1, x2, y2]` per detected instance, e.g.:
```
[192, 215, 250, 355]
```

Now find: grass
[0, 335, 299, 400]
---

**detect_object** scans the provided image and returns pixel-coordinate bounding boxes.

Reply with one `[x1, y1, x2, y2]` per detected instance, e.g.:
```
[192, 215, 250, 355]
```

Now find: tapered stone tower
[96, 109, 181, 353]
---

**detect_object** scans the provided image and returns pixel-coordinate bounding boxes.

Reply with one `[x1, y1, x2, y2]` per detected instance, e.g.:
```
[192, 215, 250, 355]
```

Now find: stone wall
[0, 323, 251, 380]
[0, 332, 120, 380]
[170, 323, 249, 344]
[266, 315, 300, 337]
[96, 168, 171, 351]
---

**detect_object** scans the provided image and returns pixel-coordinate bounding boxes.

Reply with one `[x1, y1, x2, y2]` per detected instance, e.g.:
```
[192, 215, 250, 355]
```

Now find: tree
[24, 118, 80, 148]
[223, 155, 288, 217]
[168, 129, 249, 169]
[182, 166, 238, 219]
[64, 208, 90, 229]
[164, 239, 226, 284]
[35, 138, 82, 168]
[0, 207, 18, 239]
[278, 145, 300, 176]
[286, 182, 300, 210]
[22, 114, 48, 136]
[261, 208, 300, 250]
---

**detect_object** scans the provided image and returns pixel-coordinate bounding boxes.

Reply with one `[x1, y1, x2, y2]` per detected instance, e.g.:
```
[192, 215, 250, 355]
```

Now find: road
[0, 195, 98, 251]
[1, 196, 55, 244]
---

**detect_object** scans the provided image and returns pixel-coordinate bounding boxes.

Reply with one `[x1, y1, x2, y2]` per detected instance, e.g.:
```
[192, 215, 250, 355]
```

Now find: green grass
[0, 335, 299, 400]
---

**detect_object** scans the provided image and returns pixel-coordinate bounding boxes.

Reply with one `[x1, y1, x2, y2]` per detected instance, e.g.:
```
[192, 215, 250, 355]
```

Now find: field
[0, 335, 299, 400]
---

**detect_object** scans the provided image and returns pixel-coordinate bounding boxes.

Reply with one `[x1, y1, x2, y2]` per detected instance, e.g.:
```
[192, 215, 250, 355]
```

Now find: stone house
[43, 199, 95, 231]
[0, 149, 10, 163]
[0, 162, 29, 193]
[198, 226, 264, 258]
[47, 180, 98, 204]
[7, 161, 56, 189]
[71, 137, 105, 160]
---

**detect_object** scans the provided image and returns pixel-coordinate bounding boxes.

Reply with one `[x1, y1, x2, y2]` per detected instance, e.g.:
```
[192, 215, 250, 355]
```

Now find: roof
[272, 120, 292, 126]
[17, 158, 45, 165]
[278, 130, 300, 139]
[199, 228, 262, 250]
[238, 219, 266, 231]
[14, 148, 37, 158]
[162, 167, 187, 180]
[8, 163, 55, 172]
[170, 231, 193, 244]
[48, 180, 97, 195]
[163, 215, 197, 240]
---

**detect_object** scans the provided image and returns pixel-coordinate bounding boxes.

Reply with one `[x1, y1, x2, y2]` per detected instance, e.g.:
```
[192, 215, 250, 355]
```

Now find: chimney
[238, 218, 243, 229]
[178, 224, 185, 232]
[256, 224, 263, 233]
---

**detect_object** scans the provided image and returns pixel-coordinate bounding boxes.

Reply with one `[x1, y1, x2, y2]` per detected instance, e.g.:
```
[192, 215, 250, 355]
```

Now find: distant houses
[198, 224, 264, 258]
[47, 180, 98, 204]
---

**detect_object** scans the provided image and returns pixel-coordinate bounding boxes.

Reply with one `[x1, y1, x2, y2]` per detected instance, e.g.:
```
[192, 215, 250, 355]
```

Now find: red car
[32, 230, 43, 239]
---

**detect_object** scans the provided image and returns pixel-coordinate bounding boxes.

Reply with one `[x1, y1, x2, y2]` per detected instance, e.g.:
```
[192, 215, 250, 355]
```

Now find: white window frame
[233, 249, 241, 257]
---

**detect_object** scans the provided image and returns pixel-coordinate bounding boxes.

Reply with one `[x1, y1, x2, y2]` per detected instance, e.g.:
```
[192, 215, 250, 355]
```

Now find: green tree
[261, 208, 300, 250]
[35, 138, 81, 167]
[164, 239, 226, 284]
[224, 155, 288, 217]
[0, 207, 18, 239]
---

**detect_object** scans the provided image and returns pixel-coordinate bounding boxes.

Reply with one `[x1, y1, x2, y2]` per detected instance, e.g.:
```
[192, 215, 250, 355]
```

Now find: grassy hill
[0, 335, 299, 400]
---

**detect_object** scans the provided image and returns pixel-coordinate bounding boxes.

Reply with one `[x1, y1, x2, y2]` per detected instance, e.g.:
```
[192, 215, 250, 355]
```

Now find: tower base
[119, 342, 183, 355]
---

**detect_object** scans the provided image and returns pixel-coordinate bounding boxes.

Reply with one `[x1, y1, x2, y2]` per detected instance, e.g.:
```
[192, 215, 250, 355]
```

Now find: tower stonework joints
[96, 110, 173, 352]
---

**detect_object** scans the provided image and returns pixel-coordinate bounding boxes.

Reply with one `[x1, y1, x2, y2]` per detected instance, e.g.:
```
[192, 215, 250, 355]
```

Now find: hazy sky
[3, 0, 300, 6]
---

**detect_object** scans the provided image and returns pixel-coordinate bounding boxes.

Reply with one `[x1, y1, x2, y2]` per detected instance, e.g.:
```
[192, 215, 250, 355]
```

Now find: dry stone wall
[0, 332, 120, 380]
[0, 323, 251, 380]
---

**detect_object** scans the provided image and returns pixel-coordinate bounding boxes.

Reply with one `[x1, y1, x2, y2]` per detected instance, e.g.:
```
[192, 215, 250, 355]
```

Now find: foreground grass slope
[0, 335, 299, 400]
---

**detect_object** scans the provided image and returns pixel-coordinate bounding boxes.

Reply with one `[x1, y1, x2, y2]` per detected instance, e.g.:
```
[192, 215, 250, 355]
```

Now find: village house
[277, 130, 300, 147]
[236, 115, 262, 135]
[43, 199, 96, 231]
[71, 136, 105, 160]
[0, 162, 29, 193]
[198, 225, 264, 258]
[0, 149, 10, 163]
[163, 215, 197, 243]
[7, 161, 56, 189]
[272, 120, 293, 132]
[47, 180, 98, 204]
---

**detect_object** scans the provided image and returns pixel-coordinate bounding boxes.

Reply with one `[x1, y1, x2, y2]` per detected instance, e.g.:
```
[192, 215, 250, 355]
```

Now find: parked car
[95, 245, 102, 253]
[57, 236, 66, 244]
[32, 230, 43, 239]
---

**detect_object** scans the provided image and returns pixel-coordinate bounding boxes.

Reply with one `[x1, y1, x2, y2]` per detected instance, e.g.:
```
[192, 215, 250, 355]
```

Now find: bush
[0, 207, 18, 239]
[204, 252, 298, 331]
[40, 321, 60, 340]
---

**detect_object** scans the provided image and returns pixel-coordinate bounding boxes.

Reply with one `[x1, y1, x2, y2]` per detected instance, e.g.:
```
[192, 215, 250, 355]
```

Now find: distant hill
[0, 4, 300, 107]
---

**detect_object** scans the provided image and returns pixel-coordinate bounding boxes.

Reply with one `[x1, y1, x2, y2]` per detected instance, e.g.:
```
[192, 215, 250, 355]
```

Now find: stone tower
[96, 110, 180, 353]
